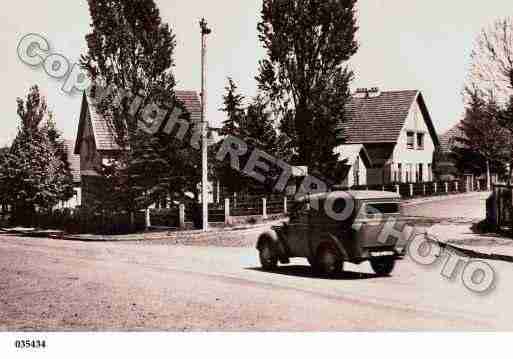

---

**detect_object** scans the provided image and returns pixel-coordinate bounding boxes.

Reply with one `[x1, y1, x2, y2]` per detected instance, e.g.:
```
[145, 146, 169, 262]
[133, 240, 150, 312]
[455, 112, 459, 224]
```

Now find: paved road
[402, 192, 488, 221]
[1, 193, 511, 331]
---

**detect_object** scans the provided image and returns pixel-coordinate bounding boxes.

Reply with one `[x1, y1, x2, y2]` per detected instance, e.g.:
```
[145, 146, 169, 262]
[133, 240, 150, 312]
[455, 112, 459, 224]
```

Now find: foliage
[467, 17, 513, 102]
[453, 88, 510, 178]
[219, 78, 245, 136]
[216, 79, 294, 195]
[0, 86, 74, 224]
[256, 0, 359, 181]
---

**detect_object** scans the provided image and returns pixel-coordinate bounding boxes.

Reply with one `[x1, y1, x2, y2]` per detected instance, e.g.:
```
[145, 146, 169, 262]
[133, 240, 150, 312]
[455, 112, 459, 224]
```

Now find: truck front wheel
[370, 257, 396, 276]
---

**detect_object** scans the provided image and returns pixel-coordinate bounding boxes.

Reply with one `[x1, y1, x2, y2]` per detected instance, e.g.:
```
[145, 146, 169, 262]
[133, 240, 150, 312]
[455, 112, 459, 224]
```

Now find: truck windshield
[366, 203, 400, 215]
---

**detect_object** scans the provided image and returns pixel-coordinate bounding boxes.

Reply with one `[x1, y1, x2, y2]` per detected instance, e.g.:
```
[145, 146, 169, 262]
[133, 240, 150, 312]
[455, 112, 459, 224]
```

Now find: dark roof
[74, 90, 201, 154]
[340, 90, 439, 146]
[439, 123, 465, 153]
[63, 139, 81, 183]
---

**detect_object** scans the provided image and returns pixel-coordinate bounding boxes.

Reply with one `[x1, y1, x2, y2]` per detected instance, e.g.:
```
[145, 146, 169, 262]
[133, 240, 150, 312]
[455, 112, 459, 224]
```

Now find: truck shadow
[247, 265, 382, 280]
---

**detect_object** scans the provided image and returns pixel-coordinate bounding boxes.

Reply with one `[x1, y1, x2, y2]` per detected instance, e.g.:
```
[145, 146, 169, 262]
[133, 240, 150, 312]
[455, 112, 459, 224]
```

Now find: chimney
[354, 88, 369, 98]
[367, 87, 381, 98]
[353, 87, 381, 99]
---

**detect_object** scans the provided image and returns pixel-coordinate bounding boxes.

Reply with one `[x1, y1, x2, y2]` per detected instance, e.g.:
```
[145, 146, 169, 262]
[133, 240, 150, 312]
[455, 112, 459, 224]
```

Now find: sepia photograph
[1, 0, 513, 357]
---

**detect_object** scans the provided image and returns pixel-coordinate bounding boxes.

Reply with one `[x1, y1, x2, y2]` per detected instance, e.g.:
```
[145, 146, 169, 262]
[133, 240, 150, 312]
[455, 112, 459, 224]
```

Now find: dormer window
[407, 132, 415, 149]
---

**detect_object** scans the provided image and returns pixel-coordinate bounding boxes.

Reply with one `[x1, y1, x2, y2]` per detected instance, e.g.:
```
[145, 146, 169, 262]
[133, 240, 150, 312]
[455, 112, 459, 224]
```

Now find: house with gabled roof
[74, 90, 202, 208]
[337, 88, 440, 185]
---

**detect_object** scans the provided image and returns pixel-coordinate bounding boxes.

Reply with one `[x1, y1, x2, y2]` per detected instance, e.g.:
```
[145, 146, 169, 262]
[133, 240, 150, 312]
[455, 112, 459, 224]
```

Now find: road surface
[1, 192, 511, 331]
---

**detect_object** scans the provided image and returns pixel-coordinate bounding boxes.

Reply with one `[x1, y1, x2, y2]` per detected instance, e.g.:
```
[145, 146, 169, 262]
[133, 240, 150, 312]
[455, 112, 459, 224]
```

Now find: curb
[431, 237, 513, 264]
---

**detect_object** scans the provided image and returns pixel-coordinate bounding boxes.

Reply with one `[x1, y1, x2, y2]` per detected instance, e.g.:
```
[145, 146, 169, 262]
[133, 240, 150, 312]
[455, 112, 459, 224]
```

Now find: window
[407, 132, 415, 149]
[397, 163, 402, 183]
[417, 133, 425, 150]
[418, 164, 423, 182]
[366, 203, 400, 215]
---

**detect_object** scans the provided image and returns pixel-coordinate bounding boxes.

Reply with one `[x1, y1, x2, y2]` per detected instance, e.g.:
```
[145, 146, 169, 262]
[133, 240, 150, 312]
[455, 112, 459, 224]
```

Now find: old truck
[256, 191, 404, 276]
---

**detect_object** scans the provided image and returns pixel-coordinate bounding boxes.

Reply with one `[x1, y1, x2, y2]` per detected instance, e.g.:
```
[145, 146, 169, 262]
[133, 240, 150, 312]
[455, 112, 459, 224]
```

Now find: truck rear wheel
[259, 241, 278, 270]
[316, 244, 343, 276]
[370, 257, 395, 276]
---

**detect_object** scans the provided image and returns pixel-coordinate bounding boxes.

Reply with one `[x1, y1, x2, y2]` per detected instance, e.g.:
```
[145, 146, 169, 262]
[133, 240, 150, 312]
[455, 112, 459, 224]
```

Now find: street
[1, 193, 512, 331]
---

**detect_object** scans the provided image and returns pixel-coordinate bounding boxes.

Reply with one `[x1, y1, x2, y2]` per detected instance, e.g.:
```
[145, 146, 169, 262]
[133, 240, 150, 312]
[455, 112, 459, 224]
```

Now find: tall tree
[81, 0, 197, 216]
[455, 89, 510, 190]
[497, 95, 513, 182]
[0, 86, 74, 224]
[219, 78, 245, 136]
[44, 112, 75, 202]
[256, 0, 358, 181]
[465, 17, 513, 182]
[467, 17, 513, 102]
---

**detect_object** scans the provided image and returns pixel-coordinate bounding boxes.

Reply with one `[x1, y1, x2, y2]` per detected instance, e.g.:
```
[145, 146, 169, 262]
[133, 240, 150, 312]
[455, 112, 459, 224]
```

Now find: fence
[5, 179, 489, 234]
[349, 179, 488, 199]
[147, 179, 489, 228]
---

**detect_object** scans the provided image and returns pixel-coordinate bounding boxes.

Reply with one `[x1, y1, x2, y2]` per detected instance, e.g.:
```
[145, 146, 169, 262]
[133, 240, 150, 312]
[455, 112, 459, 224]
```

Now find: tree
[219, 78, 245, 136]
[0, 86, 74, 224]
[465, 17, 513, 182]
[467, 17, 513, 103]
[81, 0, 197, 217]
[44, 112, 75, 202]
[455, 88, 510, 190]
[497, 95, 513, 182]
[216, 81, 292, 195]
[241, 96, 278, 153]
[256, 0, 358, 181]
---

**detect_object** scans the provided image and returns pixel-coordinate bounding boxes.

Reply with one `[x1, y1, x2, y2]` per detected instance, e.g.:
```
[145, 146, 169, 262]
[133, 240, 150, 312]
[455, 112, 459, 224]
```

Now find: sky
[0, 0, 512, 147]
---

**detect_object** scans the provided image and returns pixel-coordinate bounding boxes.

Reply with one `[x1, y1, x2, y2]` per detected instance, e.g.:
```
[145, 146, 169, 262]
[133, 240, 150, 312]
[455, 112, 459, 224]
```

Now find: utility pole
[200, 18, 211, 232]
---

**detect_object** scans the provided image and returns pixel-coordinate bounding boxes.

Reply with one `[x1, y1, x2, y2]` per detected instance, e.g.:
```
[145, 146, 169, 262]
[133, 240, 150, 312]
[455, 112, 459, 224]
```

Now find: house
[333, 144, 372, 187]
[74, 90, 202, 208]
[338, 88, 440, 185]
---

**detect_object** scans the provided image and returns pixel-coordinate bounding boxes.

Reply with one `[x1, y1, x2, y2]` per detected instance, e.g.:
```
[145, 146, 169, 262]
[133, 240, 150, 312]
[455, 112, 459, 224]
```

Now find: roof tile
[340, 90, 419, 144]
[82, 90, 202, 152]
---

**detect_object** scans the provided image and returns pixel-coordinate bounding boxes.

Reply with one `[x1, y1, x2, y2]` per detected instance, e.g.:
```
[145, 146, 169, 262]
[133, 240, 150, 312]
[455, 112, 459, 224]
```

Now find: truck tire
[316, 244, 343, 276]
[259, 241, 278, 270]
[370, 257, 395, 276]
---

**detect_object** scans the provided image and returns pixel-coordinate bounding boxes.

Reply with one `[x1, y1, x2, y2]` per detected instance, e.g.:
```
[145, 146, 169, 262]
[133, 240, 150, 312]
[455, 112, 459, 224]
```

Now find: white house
[338, 88, 440, 185]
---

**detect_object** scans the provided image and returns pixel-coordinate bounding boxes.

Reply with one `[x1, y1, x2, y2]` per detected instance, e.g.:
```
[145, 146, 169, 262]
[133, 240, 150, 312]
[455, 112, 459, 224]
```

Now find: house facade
[339, 88, 439, 186]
